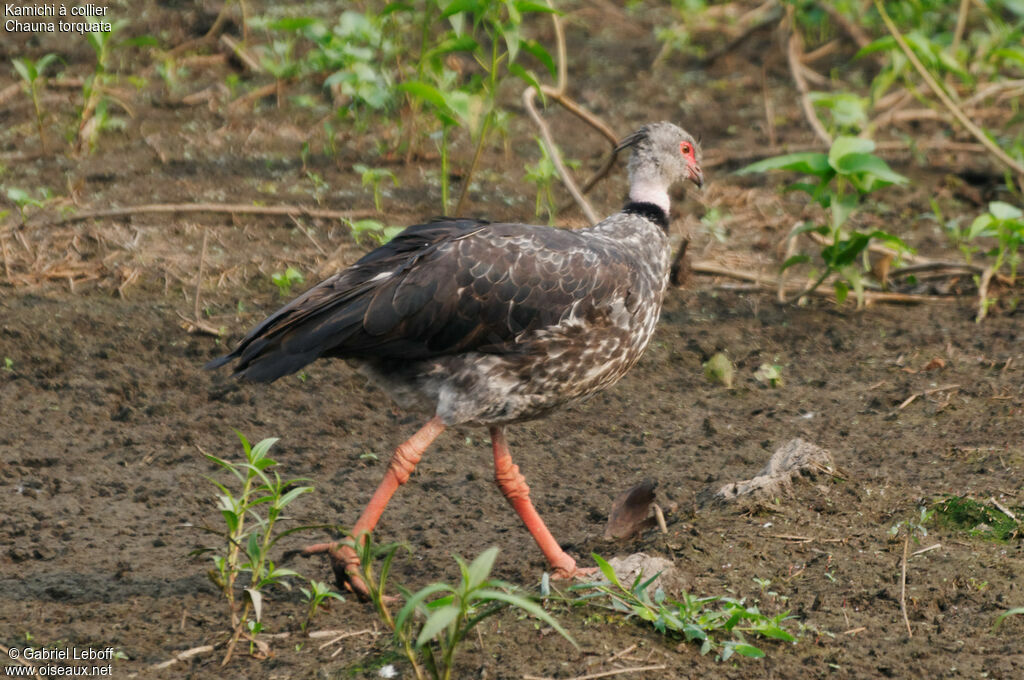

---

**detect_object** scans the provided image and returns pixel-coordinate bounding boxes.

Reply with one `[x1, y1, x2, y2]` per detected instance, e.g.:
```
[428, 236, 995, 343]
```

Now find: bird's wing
[209, 218, 633, 382]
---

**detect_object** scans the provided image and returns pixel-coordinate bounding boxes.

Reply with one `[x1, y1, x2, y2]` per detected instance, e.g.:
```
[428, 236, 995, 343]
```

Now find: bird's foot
[547, 552, 600, 582]
[551, 564, 600, 581]
[302, 541, 371, 599]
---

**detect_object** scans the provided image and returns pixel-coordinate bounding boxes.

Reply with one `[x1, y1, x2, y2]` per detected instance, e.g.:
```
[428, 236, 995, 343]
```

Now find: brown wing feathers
[207, 219, 628, 382]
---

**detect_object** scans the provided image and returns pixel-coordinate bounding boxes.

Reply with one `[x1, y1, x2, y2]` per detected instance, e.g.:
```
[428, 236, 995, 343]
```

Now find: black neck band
[623, 201, 670, 231]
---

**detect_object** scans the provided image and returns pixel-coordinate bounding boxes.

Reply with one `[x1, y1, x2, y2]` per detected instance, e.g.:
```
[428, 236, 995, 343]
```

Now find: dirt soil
[2, 2, 1023, 679]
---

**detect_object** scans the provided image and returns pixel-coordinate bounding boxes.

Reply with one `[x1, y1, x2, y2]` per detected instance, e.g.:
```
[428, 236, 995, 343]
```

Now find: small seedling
[3, 357, 13, 372]
[271, 267, 304, 297]
[739, 136, 910, 307]
[966, 201, 1024, 284]
[195, 432, 315, 664]
[6, 187, 49, 223]
[12, 53, 59, 150]
[994, 608, 1024, 631]
[353, 535, 572, 680]
[523, 137, 578, 224]
[754, 363, 784, 388]
[703, 352, 734, 388]
[299, 579, 345, 631]
[570, 554, 796, 661]
[343, 218, 404, 246]
[354, 164, 398, 213]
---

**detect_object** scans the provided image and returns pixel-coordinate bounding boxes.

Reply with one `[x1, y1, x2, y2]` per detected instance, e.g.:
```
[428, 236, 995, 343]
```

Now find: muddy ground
[2, 2, 1023, 679]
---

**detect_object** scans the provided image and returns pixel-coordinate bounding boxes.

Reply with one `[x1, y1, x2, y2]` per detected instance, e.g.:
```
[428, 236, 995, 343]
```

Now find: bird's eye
[680, 142, 691, 155]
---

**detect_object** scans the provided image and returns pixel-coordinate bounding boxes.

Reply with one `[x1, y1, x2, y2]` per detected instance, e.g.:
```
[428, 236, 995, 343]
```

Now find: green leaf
[514, 1, 561, 14]
[520, 38, 556, 78]
[12, 58, 34, 83]
[827, 136, 875, 169]
[591, 553, 623, 589]
[781, 254, 811, 271]
[729, 642, 766, 658]
[738, 152, 831, 179]
[756, 625, 797, 641]
[968, 214, 995, 240]
[833, 153, 907, 187]
[474, 589, 577, 647]
[509, 62, 542, 95]
[416, 604, 460, 646]
[395, 582, 453, 632]
[466, 546, 499, 590]
[441, 0, 480, 19]
[834, 280, 849, 305]
[989, 201, 1023, 221]
[994, 607, 1024, 630]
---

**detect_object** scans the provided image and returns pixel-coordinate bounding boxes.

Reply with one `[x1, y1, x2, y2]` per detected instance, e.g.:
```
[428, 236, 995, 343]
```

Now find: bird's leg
[490, 426, 596, 581]
[304, 415, 446, 597]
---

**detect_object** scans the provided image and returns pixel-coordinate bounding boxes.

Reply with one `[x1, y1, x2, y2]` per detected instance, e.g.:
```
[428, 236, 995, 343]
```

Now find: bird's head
[617, 122, 704, 192]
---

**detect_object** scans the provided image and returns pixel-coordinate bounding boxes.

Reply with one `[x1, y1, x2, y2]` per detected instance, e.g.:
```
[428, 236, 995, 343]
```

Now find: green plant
[354, 164, 399, 213]
[78, 18, 130, 153]
[523, 137, 578, 223]
[299, 579, 345, 632]
[571, 554, 796, 661]
[739, 136, 911, 307]
[966, 201, 1024, 284]
[3, 357, 13, 371]
[12, 54, 58, 150]
[995, 607, 1024, 631]
[931, 495, 1021, 541]
[344, 217, 405, 246]
[271, 267, 304, 297]
[355, 537, 573, 680]
[5, 186, 51, 223]
[754, 363, 784, 388]
[195, 432, 315, 663]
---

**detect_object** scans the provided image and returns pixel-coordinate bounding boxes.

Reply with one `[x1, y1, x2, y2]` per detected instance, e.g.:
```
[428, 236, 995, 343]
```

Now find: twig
[228, 82, 281, 113]
[54, 202, 379, 225]
[874, 0, 1024, 186]
[899, 533, 912, 637]
[220, 34, 263, 73]
[898, 384, 961, 410]
[843, 626, 867, 635]
[786, 7, 832, 147]
[315, 628, 375, 650]
[521, 2, 621, 225]
[975, 266, 995, 322]
[990, 497, 1017, 521]
[289, 214, 328, 255]
[524, 665, 668, 680]
[818, 2, 871, 50]
[606, 644, 637, 664]
[911, 543, 942, 556]
[522, 88, 599, 224]
[194, 226, 208, 321]
[152, 644, 215, 669]
[951, 0, 971, 55]
[177, 311, 223, 336]
[698, 1, 782, 68]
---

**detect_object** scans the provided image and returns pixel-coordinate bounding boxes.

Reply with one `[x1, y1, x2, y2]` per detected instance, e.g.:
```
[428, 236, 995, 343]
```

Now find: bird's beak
[689, 164, 704, 189]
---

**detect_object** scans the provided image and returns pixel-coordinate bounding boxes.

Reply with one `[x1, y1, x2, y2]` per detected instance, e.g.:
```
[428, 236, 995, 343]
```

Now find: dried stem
[900, 532, 912, 638]
[54, 202, 379, 225]
[786, 7, 832, 147]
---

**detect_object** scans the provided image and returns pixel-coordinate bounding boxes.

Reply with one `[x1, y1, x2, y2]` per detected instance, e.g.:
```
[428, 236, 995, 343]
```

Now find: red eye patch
[680, 142, 693, 158]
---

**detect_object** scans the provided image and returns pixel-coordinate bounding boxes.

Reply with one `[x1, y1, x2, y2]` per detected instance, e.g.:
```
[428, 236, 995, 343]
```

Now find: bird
[206, 121, 704, 595]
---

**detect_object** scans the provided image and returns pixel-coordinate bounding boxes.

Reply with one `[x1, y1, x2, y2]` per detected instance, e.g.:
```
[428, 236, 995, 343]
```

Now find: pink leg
[490, 426, 595, 580]
[305, 415, 446, 596]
